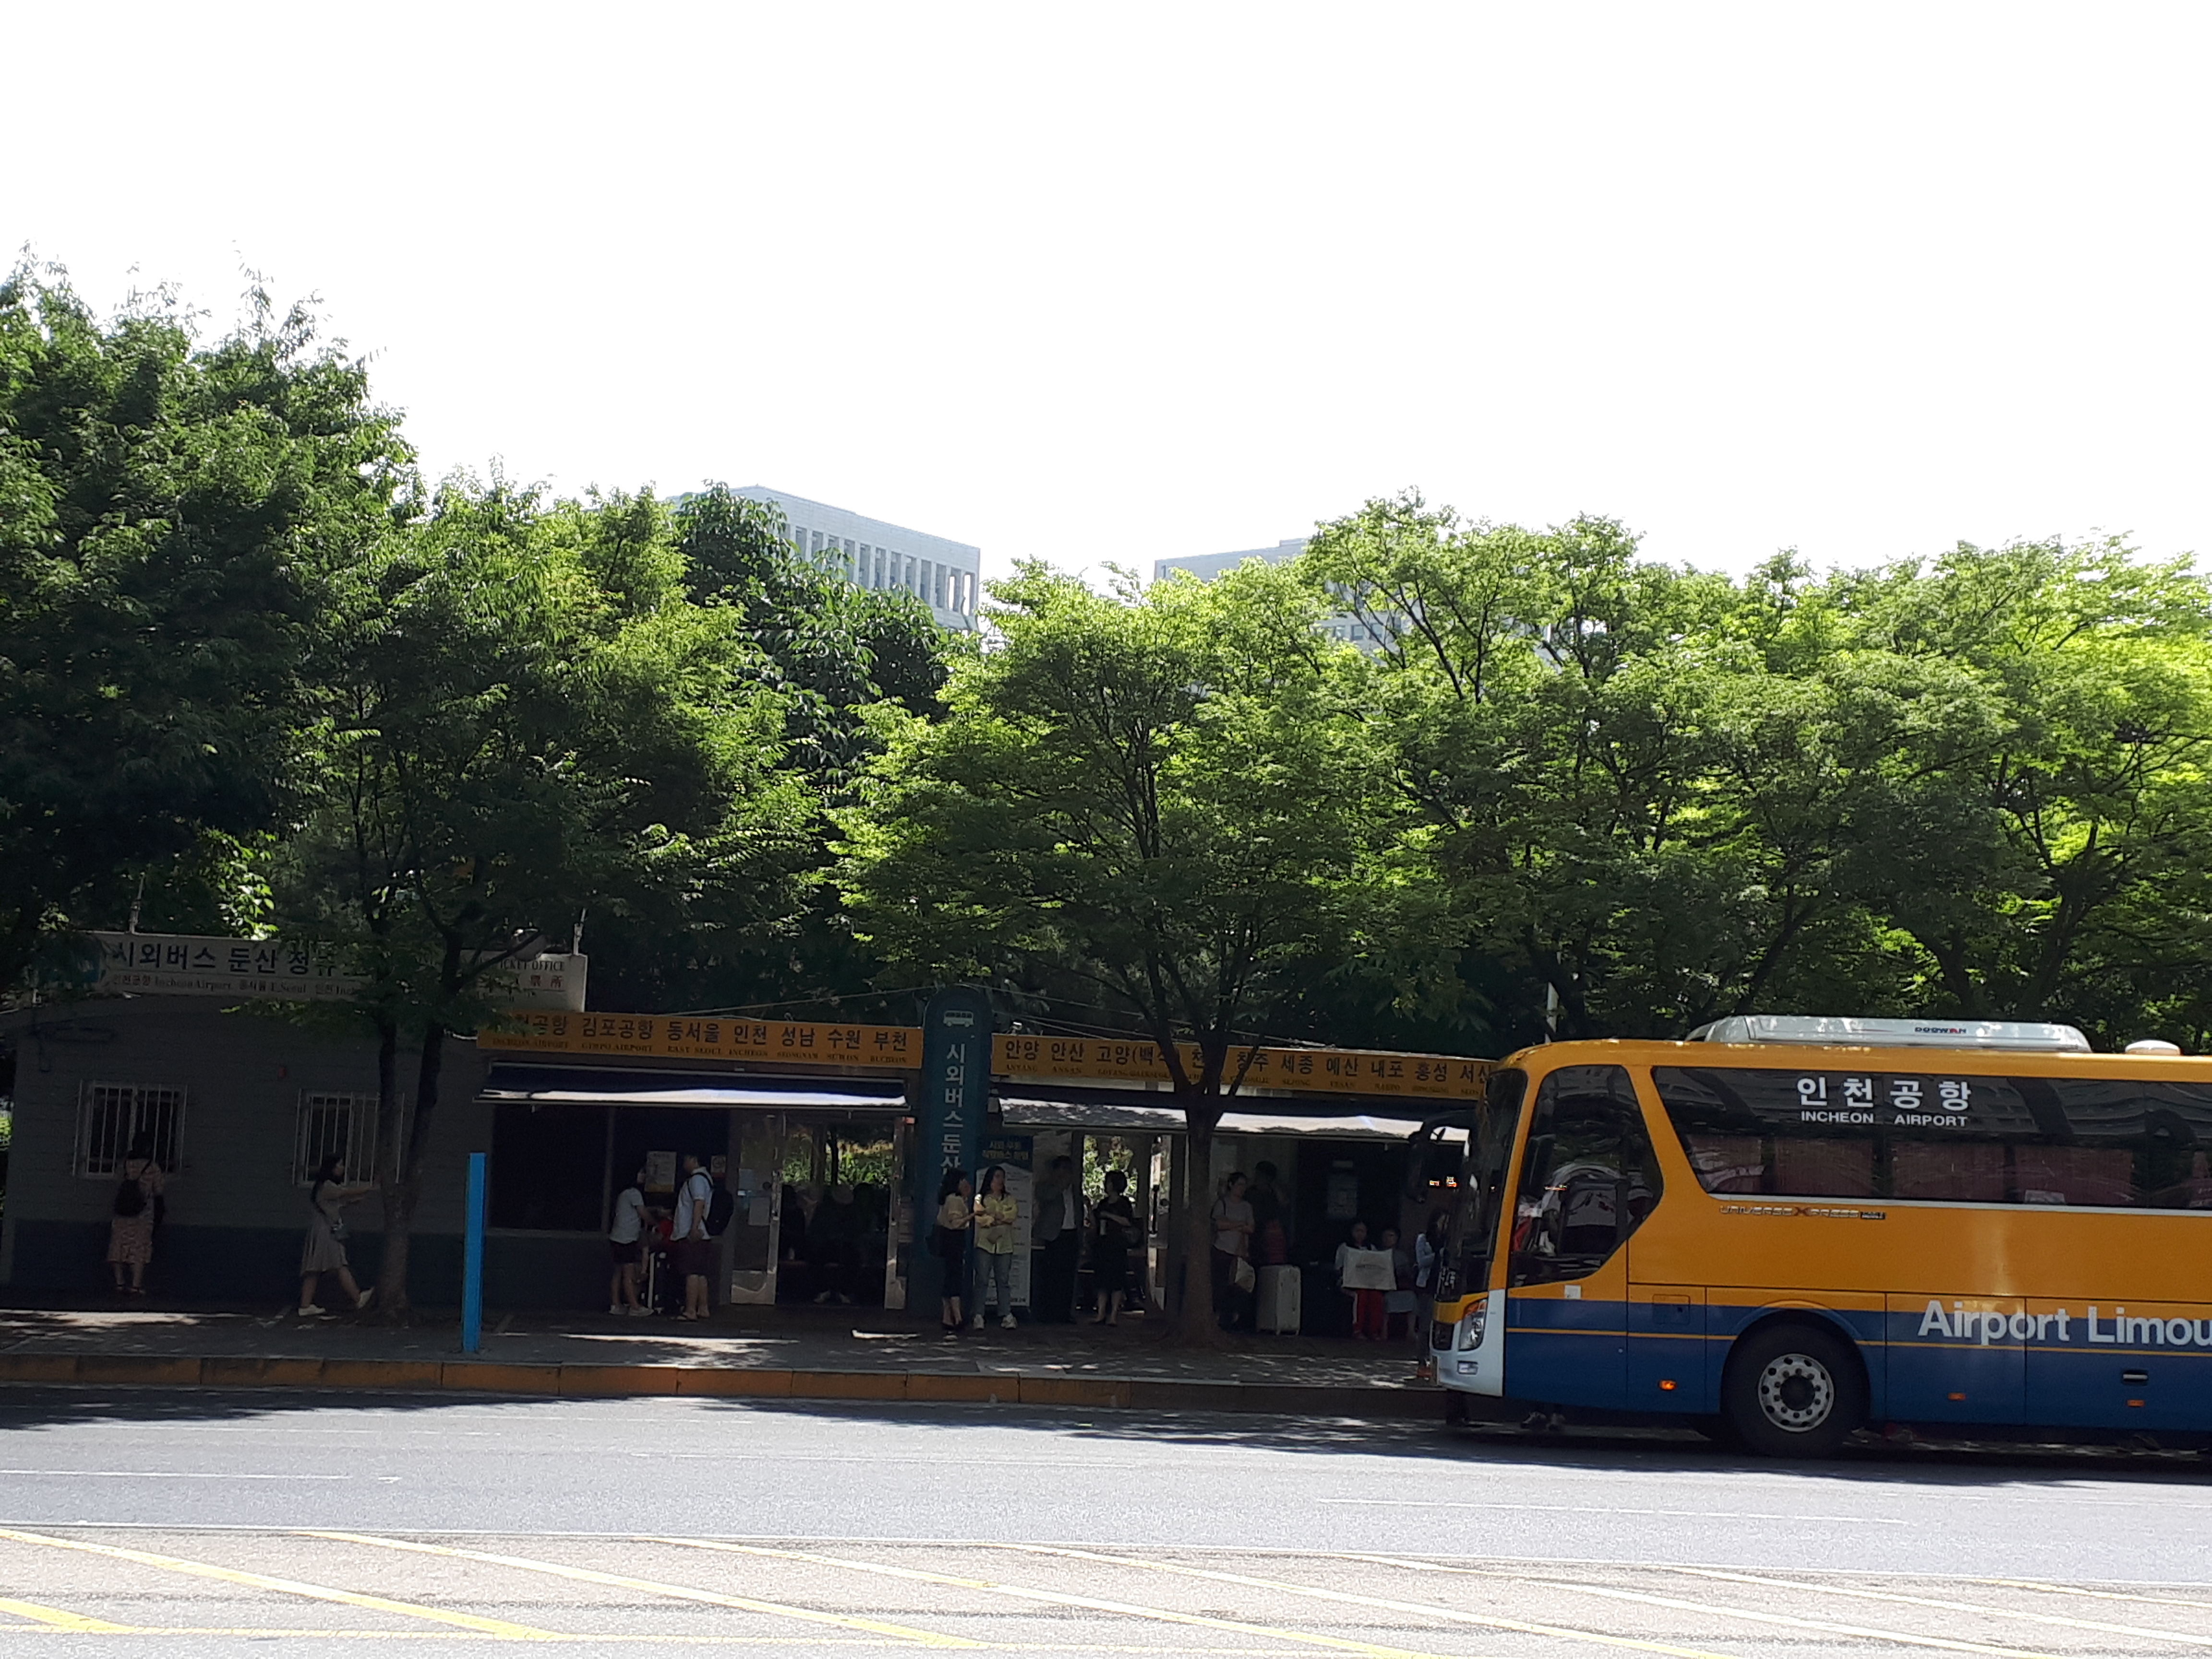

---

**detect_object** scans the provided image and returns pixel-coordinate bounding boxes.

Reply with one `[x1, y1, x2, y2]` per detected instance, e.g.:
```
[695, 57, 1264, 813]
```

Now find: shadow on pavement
[1, 1382, 2206, 1491]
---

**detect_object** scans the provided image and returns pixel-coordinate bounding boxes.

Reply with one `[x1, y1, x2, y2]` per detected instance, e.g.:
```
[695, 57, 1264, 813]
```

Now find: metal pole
[460, 1151, 486, 1354]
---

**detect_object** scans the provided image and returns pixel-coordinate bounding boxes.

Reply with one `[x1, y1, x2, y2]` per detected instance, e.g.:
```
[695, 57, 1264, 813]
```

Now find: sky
[7, 3, 2208, 585]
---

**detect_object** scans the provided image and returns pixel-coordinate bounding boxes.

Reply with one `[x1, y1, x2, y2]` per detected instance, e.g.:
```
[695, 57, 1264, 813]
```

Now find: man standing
[673, 1153, 715, 1322]
[1030, 1155, 1081, 1323]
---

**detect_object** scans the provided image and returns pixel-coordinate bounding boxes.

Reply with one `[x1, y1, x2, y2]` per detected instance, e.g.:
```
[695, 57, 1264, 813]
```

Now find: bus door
[1503, 1064, 1661, 1412]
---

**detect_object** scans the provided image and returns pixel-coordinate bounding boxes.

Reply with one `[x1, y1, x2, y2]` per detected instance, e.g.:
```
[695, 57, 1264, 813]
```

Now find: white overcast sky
[7, 3, 2207, 582]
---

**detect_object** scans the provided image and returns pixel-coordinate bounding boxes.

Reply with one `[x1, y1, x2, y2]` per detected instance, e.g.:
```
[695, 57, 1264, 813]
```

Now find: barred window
[78, 1083, 185, 1178]
[294, 1092, 379, 1186]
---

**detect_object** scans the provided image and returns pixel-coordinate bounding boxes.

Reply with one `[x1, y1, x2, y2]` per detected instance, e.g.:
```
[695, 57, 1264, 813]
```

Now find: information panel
[481, 1012, 918, 1068]
[991, 1034, 1488, 1100]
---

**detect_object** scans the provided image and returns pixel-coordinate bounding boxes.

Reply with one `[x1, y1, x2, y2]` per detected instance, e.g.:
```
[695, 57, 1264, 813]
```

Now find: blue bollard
[460, 1151, 486, 1354]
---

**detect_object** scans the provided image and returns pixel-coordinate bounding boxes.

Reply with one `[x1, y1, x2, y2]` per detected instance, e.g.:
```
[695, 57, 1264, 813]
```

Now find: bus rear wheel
[1722, 1322, 1865, 1459]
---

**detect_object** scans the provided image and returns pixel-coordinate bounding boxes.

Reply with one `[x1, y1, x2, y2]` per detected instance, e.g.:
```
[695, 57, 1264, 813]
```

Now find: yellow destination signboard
[481, 1011, 919, 1068]
[992, 1034, 1489, 1101]
[480, 1011, 1491, 1101]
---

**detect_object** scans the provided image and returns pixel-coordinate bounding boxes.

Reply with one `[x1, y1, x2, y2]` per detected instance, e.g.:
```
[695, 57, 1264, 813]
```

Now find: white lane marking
[1976, 1576, 2212, 1614]
[1669, 1566, 2212, 1648]
[1053, 1557, 2070, 1659]
[1316, 1499, 1907, 1525]
[986, 1543, 1756, 1659]
[0, 1467, 367, 1481]
[669, 1536, 1481, 1659]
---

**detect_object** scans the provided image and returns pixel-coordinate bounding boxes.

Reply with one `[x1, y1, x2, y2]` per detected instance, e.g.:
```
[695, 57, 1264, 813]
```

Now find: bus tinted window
[1509, 1064, 1661, 1286]
[1654, 1066, 2212, 1211]
[1444, 1068, 1524, 1299]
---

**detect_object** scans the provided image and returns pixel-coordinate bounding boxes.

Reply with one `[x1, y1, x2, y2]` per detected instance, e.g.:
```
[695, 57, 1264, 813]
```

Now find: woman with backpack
[298, 1154, 376, 1316]
[105, 1132, 164, 1297]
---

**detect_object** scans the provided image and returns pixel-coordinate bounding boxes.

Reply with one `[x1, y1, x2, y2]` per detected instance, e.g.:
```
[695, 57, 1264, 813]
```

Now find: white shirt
[673, 1170, 712, 1239]
[609, 1186, 647, 1245]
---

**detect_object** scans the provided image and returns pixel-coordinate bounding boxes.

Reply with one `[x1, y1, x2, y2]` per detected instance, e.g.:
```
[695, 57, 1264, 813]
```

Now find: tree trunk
[376, 1021, 449, 1322]
[369, 1015, 406, 1319]
[1174, 1107, 1221, 1344]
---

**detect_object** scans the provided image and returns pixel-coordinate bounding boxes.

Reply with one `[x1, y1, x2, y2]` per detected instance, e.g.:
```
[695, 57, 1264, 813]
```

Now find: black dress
[1091, 1194, 1137, 1293]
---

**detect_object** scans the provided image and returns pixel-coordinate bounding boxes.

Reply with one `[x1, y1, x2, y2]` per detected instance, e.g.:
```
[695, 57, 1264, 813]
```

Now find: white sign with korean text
[91, 933, 366, 1001]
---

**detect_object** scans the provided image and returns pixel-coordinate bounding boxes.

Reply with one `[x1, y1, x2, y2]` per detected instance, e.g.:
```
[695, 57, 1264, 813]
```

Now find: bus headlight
[1456, 1296, 1488, 1350]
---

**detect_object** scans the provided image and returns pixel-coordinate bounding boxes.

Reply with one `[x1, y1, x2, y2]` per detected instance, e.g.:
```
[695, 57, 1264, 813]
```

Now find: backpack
[705, 1178, 736, 1238]
[112, 1172, 145, 1218]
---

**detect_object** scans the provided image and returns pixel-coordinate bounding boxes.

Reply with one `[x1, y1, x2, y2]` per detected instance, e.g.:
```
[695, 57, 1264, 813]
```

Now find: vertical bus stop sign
[913, 987, 990, 1310]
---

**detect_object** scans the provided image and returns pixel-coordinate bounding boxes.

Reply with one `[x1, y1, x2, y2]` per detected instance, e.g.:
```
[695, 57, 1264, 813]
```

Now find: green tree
[281, 473, 807, 1318]
[1832, 540, 2212, 1039]
[0, 265, 407, 991]
[579, 484, 954, 1020]
[838, 560, 1426, 1338]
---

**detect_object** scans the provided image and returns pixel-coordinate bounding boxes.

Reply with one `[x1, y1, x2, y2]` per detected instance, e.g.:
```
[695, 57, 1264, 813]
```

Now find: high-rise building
[734, 486, 982, 632]
[1153, 538, 1397, 649]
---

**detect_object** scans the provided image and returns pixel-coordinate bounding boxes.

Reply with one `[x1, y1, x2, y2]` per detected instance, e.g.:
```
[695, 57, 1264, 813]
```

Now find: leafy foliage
[0, 265, 408, 984]
[837, 558, 1432, 1334]
[1305, 494, 2212, 1049]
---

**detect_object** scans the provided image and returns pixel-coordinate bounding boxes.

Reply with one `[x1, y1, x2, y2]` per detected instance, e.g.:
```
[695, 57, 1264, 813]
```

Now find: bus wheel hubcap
[1756, 1353, 1833, 1430]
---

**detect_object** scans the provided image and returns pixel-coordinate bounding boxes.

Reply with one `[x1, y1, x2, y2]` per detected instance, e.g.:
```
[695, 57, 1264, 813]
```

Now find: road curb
[0, 1352, 1441, 1417]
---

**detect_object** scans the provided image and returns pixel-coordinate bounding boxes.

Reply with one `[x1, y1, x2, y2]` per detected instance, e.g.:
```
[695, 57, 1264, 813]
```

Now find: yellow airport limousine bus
[1426, 1016, 2212, 1456]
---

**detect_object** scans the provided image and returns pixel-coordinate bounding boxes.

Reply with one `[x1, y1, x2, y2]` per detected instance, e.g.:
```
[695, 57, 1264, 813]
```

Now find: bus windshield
[1444, 1066, 1525, 1298]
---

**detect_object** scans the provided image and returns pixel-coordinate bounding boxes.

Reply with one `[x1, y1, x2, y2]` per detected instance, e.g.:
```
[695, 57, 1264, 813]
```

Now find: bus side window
[1508, 1064, 1660, 1287]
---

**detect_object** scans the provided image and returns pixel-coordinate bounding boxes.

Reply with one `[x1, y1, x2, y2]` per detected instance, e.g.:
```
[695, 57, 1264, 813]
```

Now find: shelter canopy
[482, 1064, 906, 1112]
[995, 1084, 1429, 1142]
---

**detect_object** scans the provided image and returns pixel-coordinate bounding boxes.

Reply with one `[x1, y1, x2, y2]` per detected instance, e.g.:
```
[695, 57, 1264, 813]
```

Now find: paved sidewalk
[0, 1302, 1443, 1416]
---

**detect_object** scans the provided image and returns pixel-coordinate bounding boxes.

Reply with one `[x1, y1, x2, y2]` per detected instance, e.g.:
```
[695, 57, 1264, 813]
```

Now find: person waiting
[608, 1165, 651, 1316]
[1210, 1171, 1255, 1331]
[1088, 1169, 1139, 1327]
[808, 1182, 862, 1304]
[971, 1164, 1019, 1329]
[933, 1169, 974, 1337]
[1335, 1219, 1388, 1340]
[1382, 1225, 1419, 1343]
[672, 1154, 715, 1322]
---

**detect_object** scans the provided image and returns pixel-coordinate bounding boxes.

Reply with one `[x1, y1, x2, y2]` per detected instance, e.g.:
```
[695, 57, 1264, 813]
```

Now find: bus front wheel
[1721, 1322, 1866, 1459]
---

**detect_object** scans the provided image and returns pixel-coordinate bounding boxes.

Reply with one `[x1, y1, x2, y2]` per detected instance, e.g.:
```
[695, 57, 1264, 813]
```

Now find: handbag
[1233, 1255, 1255, 1292]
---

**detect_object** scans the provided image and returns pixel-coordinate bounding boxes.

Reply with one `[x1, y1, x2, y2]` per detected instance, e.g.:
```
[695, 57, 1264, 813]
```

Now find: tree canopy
[836, 559, 1431, 1334]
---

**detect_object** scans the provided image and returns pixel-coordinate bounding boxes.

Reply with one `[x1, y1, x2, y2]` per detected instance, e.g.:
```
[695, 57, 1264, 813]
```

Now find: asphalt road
[1, 1386, 2208, 1657]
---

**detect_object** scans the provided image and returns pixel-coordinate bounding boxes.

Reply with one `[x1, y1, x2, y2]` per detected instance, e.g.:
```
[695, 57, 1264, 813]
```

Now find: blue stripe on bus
[1504, 1295, 2212, 1430]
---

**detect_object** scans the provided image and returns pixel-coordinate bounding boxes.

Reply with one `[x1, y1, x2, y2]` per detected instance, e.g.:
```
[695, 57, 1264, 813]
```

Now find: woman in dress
[1088, 1168, 1139, 1327]
[933, 1168, 974, 1337]
[299, 1154, 377, 1316]
[105, 1132, 164, 1297]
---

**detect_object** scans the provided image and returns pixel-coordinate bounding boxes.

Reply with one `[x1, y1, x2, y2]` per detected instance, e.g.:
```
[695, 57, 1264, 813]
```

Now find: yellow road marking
[1342, 1554, 2071, 1659]
[669, 1537, 1469, 1659]
[0, 1528, 560, 1640]
[0, 1597, 133, 1633]
[1665, 1564, 2212, 1648]
[309, 1530, 979, 1649]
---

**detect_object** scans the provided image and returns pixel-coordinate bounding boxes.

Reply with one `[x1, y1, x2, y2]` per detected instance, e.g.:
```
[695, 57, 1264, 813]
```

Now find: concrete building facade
[734, 487, 982, 632]
[1153, 538, 1398, 649]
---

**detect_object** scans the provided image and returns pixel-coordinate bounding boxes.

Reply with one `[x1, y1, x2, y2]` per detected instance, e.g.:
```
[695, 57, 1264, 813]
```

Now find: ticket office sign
[991, 1034, 1489, 1100]
[480, 1012, 918, 1069]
